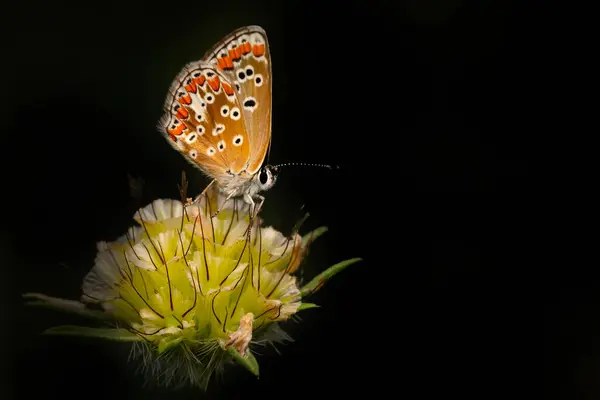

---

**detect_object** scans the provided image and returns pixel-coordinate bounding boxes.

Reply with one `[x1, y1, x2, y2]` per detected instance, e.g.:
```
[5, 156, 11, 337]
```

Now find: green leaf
[226, 346, 260, 377]
[302, 226, 328, 246]
[297, 303, 320, 311]
[42, 325, 143, 342]
[300, 257, 362, 298]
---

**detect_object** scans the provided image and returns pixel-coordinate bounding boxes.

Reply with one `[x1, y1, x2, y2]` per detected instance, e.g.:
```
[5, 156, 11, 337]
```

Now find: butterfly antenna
[271, 162, 339, 170]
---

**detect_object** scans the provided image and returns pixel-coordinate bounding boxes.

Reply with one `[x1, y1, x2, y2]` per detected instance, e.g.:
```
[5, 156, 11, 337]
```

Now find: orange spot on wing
[222, 82, 234, 96]
[194, 76, 206, 87]
[168, 122, 185, 136]
[241, 42, 252, 54]
[208, 76, 221, 91]
[218, 56, 233, 70]
[178, 94, 192, 105]
[176, 107, 189, 119]
[185, 82, 197, 93]
[168, 133, 177, 142]
[229, 47, 242, 60]
[252, 44, 265, 57]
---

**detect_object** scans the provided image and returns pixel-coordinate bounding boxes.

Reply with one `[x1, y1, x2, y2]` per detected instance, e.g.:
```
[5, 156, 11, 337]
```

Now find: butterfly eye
[254, 74, 263, 87]
[230, 107, 241, 120]
[256, 165, 277, 190]
[259, 169, 269, 185]
[220, 105, 230, 117]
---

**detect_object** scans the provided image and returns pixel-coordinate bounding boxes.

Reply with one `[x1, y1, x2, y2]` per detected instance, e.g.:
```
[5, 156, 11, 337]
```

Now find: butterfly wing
[203, 25, 272, 175]
[158, 62, 253, 186]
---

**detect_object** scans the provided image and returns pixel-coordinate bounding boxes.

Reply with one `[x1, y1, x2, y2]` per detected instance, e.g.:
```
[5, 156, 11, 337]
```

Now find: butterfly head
[254, 165, 279, 192]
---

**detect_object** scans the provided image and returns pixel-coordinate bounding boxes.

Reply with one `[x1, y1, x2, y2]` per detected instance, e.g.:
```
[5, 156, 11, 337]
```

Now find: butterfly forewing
[159, 61, 252, 184]
[203, 25, 272, 175]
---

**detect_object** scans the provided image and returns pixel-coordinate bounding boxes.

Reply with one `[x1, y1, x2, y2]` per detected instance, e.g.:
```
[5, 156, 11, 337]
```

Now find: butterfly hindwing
[159, 61, 251, 185]
[203, 25, 272, 175]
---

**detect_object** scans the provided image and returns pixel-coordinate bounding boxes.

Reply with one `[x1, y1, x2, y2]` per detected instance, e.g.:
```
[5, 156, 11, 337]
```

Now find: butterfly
[158, 26, 276, 216]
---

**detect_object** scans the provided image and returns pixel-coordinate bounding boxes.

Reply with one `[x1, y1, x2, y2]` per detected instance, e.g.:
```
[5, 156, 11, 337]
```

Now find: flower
[24, 185, 361, 389]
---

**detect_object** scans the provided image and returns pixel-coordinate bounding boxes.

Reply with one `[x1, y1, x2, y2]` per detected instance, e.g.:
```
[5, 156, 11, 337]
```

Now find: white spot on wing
[185, 133, 197, 144]
[236, 68, 247, 83]
[227, 40, 238, 50]
[243, 97, 258, 112]
[233, 134, 243, 146]
[251, 33, 264, 44]
[189, 92, 206, 115]
[220, 105, 230, 117]
[207, 147, 216, 156]
[212, 123, 225, 136]
[230, 107, 241, 120]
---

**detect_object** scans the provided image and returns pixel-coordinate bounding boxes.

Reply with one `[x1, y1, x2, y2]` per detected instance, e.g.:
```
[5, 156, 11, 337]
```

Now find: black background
[0, 1, 544, 399]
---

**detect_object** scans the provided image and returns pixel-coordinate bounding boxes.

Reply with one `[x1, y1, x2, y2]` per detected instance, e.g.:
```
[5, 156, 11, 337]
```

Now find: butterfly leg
[243, 194, 265, 216]
[254, 195, 265, 215]
[241, 194, 266, 233]
[210, 192, 238, 219]
[191, 179, 216, 206]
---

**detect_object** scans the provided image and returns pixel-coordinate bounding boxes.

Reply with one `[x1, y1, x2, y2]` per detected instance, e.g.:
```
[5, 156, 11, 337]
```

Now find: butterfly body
[218, 165, 277, 207]
[158, 26, 276, 212]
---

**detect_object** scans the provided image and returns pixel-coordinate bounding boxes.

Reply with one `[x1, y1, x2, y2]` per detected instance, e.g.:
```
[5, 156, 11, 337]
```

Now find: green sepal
[23, 293, 111, 321]
[297, 302, 320, 311]
[302, 226, 328, 246]
[300, 257, 362, 298]
[42, 325, 143, 342]
[158, 336, 184, 353]
[226, 346, 259, 377]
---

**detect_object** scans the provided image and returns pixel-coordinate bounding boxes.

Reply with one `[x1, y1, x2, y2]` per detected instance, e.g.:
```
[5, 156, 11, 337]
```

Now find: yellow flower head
[25, 185, 360, 389]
